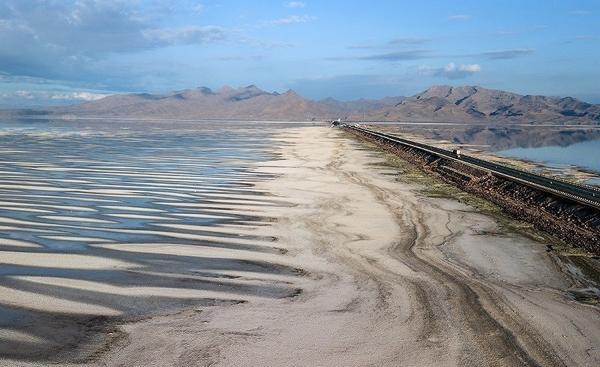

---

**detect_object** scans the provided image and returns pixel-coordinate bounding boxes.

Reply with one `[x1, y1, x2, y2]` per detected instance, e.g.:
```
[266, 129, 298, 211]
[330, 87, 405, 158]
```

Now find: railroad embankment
[345, 126, 600, 254]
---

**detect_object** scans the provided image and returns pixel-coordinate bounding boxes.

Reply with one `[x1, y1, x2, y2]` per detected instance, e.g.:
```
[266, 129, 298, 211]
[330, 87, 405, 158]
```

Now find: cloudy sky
[1, 0, 599, 107]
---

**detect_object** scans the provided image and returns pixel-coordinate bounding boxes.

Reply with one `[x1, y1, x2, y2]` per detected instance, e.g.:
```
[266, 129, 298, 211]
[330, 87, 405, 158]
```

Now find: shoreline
[2, 126, 600, 366]
[348, 125, 599, 253]
[369, 123, 600, 187]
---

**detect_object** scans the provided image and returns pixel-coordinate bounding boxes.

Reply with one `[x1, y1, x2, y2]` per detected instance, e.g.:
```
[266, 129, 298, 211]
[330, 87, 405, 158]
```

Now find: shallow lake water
[498, 139, 600, 179]
[0, 119, 303, 361]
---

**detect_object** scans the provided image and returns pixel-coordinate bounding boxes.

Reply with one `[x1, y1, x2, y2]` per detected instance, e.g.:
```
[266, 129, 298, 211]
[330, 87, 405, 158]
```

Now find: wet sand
[2, 126, 600, 366]
[0, 122, 299, 364]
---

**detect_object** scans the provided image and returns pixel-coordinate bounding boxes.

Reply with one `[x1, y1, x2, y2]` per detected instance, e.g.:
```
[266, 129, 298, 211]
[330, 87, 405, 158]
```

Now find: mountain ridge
[355, 85, 600, 123]
[2, 85, 599, 124]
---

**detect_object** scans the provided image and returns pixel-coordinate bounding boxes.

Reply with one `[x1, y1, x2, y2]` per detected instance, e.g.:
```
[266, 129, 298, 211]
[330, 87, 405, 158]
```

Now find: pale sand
[170, 213, 239, 220]
[105, 228, 278, 247]
[38, 216, 117, 224]
[0, 184, 78, 192]
[99, 205, 165, 212]
[104, 213, 179, 220]
[0, 251, 138, 269]
[12, 276, 264, 303]
[0, 206, 54, 213]
[0, 201, 98, 211]
[0, 329, 49, 345]
[90, 243, 284, 262]
[0, 239, 42, 248]
[0, 225, 62, 233]
[3, 126, 599, 366]
[0, 285, 121, 316]
[39, 235, 115, 243]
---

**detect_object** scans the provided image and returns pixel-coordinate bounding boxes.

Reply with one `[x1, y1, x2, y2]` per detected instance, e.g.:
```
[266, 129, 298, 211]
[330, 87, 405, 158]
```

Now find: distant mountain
[2, 85, 599, 124]
[354, 85, 600, 124]
[44, 85, 389, 121]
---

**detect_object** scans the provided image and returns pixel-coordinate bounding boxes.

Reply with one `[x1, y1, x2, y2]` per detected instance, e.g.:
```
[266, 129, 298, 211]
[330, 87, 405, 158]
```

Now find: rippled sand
[97, 126, 599, 367]
[0, 122, 299, 363]
[0, 123, 598, 366]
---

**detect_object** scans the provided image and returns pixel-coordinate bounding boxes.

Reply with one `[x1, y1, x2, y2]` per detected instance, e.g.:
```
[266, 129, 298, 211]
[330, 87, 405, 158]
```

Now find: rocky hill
[354, 85, 600, 124]
[3, 85, 599, 125]
[46, 85, 385, 121]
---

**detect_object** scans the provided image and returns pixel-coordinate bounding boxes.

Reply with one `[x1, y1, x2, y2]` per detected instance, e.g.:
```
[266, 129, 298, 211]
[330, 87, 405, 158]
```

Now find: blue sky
[1, 0, 599, 107]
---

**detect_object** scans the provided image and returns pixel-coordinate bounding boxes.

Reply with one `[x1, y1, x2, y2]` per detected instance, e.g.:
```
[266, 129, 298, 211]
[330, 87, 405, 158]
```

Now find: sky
[1, 0, 599, 107]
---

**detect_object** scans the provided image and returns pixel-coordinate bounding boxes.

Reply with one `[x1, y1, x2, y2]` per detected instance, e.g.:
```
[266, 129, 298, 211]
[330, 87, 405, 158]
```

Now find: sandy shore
[3, 126, 600, 366]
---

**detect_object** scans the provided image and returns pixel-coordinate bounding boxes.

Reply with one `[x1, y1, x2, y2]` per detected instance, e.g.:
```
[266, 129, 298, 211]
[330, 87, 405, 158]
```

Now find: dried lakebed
[0, 123, 599, 366]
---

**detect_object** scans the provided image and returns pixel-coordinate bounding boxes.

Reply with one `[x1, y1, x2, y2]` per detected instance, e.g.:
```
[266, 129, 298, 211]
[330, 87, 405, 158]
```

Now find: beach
[1, 125, 599, 366]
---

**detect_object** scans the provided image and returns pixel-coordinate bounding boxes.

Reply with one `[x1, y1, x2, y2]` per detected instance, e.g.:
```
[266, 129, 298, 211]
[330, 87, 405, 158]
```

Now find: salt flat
[0, 123, 598, 366]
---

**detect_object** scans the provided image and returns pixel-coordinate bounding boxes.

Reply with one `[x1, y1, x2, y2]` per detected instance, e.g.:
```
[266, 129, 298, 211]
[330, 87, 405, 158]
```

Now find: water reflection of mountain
[394, 124, 600, 151]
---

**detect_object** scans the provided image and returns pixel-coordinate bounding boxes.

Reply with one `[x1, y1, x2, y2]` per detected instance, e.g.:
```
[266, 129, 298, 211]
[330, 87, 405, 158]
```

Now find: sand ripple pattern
[0, 122, 298, 362]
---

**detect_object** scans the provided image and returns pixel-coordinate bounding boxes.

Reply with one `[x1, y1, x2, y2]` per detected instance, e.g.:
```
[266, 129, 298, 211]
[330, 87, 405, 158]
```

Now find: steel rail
[344, 124, 600, 211]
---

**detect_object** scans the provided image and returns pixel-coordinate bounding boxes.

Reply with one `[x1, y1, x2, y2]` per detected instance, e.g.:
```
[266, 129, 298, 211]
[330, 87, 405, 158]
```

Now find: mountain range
[359, 85, 600, 124]
[3, 85, 600, 124]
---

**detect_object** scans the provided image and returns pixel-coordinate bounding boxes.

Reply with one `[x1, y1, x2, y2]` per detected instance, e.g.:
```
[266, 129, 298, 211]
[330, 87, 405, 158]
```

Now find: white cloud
[0, 0, 237, 86]
[1, 90, 111, 102]
[286, 1, 306, 8]
[263, 15, 316, 26]
[440, 63, 481, 78]
[52, 92, 109, 101]
[450, 63, 480, 72]
[419, 63, 481, 79]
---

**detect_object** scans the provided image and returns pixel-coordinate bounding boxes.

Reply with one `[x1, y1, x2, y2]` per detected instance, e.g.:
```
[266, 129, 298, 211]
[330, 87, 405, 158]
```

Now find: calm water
[498, 139, 600, 175]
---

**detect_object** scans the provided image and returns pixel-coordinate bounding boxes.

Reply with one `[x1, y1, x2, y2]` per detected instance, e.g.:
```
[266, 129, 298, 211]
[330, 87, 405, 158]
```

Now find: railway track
[343, 124, 600, 211]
